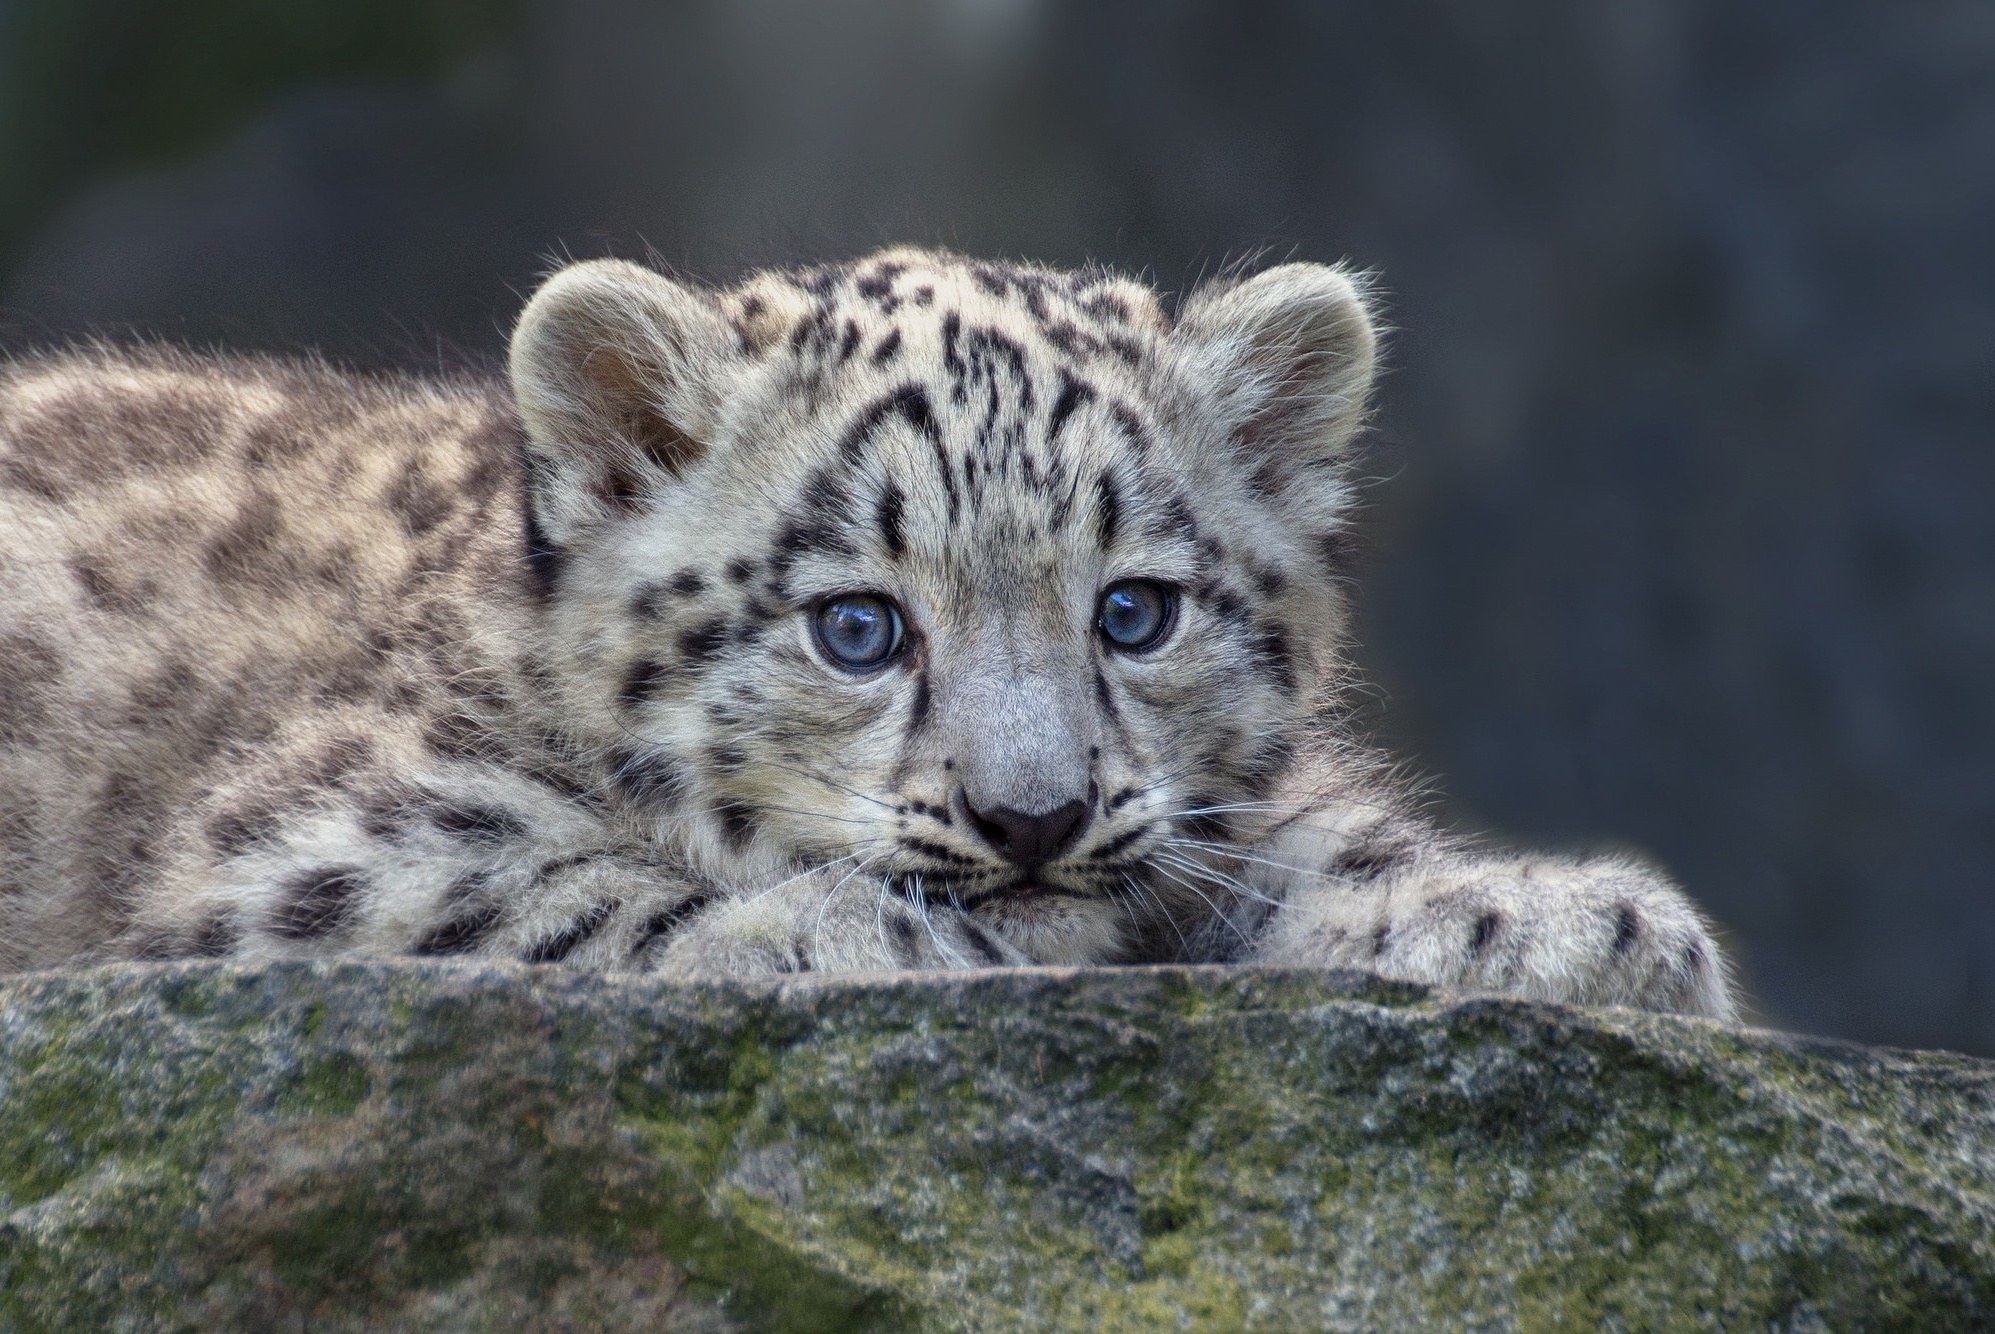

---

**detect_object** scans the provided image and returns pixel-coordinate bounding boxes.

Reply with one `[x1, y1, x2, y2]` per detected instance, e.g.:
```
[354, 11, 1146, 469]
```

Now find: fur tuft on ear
[509, 259, 735, 543]
[1174, 263, 1378, 475]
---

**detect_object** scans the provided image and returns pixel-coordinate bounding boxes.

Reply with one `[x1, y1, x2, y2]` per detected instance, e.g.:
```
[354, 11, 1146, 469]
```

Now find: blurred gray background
[3, 0, 1990, 1053]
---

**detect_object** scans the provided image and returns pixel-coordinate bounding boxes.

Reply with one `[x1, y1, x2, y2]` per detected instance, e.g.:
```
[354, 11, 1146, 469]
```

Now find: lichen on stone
[1, 960, 1991, 1331]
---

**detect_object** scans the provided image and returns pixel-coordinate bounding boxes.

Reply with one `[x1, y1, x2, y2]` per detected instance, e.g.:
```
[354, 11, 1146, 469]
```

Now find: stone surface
[1, 961, 1991, 1331]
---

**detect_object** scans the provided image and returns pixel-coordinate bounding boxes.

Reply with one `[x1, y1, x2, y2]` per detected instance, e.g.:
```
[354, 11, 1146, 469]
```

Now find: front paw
[1378, 857, 1735, 1019]
[651, 872, 1027, 978]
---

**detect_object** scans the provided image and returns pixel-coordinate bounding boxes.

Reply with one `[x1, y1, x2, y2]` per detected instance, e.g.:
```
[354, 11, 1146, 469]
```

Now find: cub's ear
[509, 259, 735, 541]
[1173, 263, 1378, 476]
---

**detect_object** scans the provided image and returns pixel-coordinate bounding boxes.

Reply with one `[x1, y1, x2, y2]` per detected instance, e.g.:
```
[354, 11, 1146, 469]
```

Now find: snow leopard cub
[0, 248, 1732, 1018]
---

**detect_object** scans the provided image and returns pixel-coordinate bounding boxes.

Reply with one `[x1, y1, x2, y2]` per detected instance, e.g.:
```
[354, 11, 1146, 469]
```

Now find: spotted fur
[0, 249, 1733, 1018]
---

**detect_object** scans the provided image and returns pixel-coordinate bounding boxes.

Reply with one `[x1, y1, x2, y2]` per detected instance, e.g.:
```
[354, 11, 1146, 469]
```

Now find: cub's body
[0, 250, 1732, 1017]
[0, 353, 562, 965]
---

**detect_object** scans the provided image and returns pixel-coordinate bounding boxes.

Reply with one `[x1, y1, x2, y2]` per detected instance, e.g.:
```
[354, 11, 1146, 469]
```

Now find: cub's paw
[1253, 850, 1735, 1019]
[1376, 855, 1735, 1019]
[651, 871, 1028, 978]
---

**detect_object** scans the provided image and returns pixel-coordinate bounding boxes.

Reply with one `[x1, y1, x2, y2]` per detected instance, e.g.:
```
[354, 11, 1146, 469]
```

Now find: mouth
[954, 878, 1083, 911]
[1005, 879, 1059, 899]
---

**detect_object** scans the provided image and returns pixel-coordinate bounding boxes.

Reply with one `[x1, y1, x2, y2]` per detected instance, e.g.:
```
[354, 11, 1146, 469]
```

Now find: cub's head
[510, 248, 1375, 962]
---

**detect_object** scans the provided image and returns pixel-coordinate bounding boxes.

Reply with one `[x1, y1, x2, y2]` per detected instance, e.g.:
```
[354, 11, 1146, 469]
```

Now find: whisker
[906, 875, 973, 969]
[815, 851, 885, 958]
[757, 759, 902, 813]
[1118, 871, 1192, 957]
[733, 851, 872, 911]
[593, 701, 904, 818]
[754, 803, 879, 827]
[1150, 849, 1284, 910]
[1144, 860, 1255, 948]
[1158, 837, 1335, 882]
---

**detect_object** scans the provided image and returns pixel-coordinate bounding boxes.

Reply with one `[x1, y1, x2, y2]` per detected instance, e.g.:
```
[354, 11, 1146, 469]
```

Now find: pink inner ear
[1236, 343, 1335, 456]
[580, 345, 707, 486]
[1181, 266, 1377, 471]
[1230, 306, 1374, 474]
[628, 405, 703, 478]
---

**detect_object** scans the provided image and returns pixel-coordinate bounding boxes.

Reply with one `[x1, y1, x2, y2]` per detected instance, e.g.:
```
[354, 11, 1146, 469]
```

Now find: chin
[974, 889, 1126, 965]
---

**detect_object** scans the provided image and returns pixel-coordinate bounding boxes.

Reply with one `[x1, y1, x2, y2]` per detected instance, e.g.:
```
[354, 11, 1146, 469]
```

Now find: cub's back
[0, 348, 529, 961]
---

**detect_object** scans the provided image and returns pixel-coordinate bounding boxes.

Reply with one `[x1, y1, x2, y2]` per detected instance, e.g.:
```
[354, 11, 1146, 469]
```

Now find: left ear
[1173, 263, 1378, 474]
[509, 259, 736, 544]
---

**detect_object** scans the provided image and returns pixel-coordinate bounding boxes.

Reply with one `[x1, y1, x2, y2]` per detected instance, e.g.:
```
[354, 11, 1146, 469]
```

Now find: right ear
[509, 259, 735, 544]
[1171, 262, 1378, 480]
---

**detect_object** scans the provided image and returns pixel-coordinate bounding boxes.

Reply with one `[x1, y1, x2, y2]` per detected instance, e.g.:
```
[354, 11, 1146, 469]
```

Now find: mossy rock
[0, 961, 1990, 1330]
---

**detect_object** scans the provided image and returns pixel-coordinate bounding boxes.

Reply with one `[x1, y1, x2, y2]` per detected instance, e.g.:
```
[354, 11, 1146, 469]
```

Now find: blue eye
[1097, 581, 1176, 651]
[813, 594, 906, 671]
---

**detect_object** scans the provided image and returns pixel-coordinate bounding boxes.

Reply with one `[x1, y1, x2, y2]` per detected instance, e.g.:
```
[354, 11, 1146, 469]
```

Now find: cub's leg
[1246, 815, 1736, 1019]
[108, 746, 726, 972]
[113, 738, 1026, 976]
[124, 807, 1022, 977]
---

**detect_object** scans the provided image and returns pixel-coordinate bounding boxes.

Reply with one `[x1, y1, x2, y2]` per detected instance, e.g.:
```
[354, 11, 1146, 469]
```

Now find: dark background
[3, 0, 1990, 1054]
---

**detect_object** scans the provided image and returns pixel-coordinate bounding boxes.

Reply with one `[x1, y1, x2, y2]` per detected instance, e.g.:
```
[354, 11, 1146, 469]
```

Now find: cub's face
[511, 249, 1375, 963]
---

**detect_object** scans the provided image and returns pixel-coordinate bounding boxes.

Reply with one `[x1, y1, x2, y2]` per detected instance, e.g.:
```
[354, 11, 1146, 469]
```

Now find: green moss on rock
[0, 961, 1990, 1331]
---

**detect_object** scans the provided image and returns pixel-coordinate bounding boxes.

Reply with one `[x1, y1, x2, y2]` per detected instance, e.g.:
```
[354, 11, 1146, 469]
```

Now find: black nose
[960, 793, 1090, 871]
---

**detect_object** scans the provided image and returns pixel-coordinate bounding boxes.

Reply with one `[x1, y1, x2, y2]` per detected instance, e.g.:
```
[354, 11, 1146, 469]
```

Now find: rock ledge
[2, 961, 1991, 1331]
